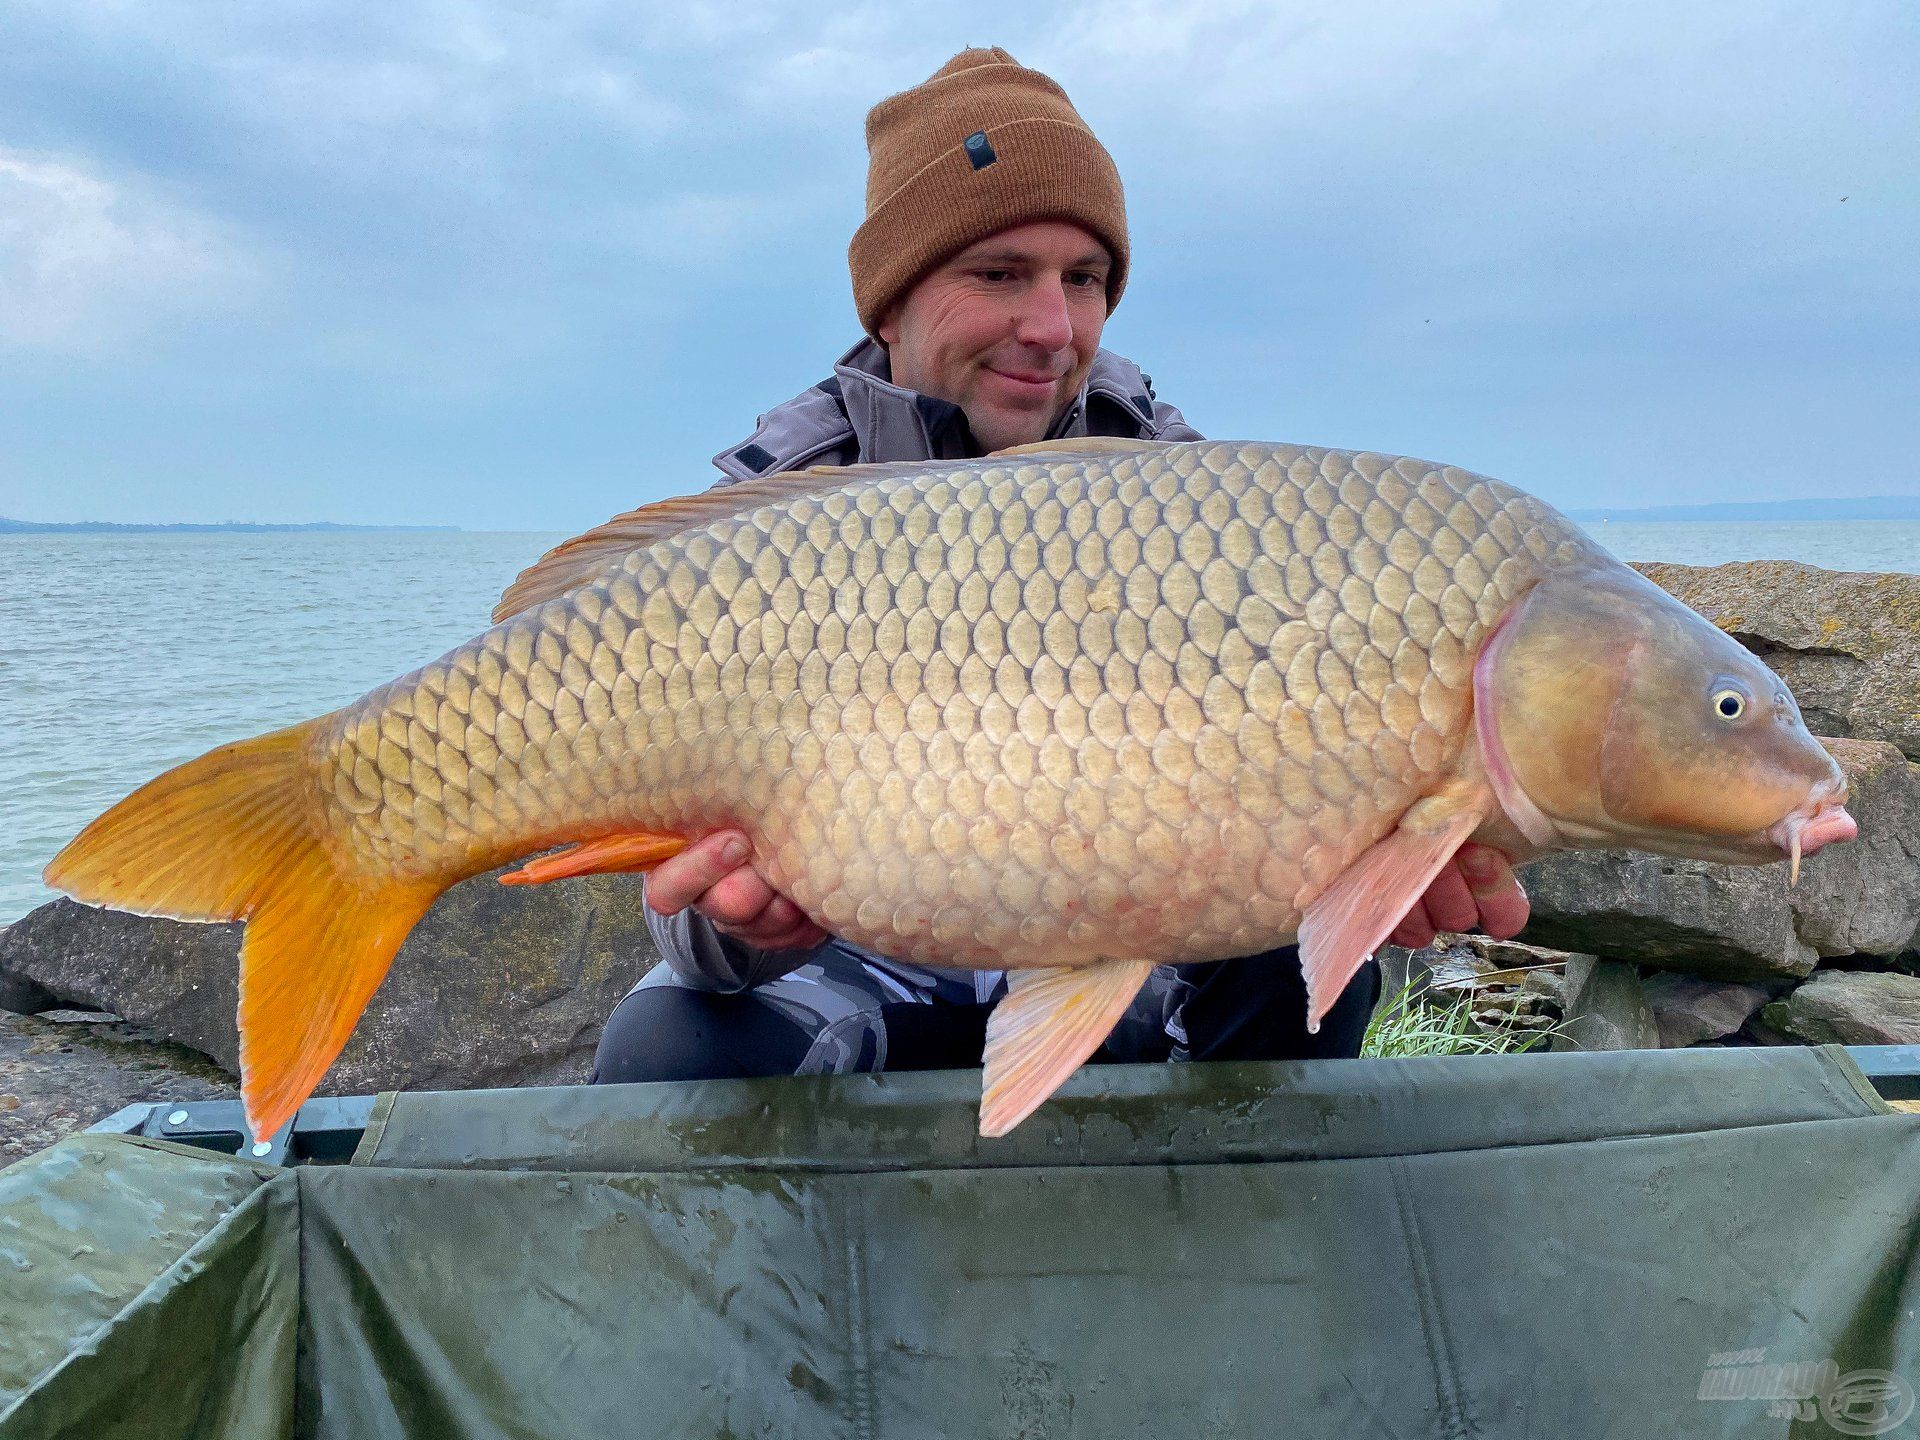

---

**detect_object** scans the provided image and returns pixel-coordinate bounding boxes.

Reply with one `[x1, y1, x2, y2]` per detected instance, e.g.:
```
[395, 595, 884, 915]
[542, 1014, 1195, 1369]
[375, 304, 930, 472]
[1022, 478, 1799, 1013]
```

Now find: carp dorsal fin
[492, 461, 903, 622]
[494, 439, 1170, 622]
[989, 436, 1169, 459]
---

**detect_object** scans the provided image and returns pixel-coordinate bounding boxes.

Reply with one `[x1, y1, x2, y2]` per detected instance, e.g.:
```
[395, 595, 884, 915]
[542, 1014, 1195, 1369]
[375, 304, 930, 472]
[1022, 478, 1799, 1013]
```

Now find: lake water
[3, 521, 1916, 923]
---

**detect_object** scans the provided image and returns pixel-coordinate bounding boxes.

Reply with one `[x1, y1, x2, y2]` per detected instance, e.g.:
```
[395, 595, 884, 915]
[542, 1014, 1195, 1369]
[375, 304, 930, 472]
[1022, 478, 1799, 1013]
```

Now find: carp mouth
[1764, 778, 1858, 884]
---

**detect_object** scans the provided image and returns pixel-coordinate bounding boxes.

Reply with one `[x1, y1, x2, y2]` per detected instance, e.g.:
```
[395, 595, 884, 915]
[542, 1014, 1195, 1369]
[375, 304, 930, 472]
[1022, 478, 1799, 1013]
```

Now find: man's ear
[875, 304, 900, 347]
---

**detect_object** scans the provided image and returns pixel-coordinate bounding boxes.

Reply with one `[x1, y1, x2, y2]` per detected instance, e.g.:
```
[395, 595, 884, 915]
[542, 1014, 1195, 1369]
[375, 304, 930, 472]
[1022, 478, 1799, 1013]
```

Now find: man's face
[877, 221, 1111, 455]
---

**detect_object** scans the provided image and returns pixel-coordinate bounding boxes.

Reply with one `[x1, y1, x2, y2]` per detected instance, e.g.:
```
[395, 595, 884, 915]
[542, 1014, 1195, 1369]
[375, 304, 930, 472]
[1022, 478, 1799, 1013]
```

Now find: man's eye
[1067, 272, 1103, 288]
[976, 269, 1014, 283]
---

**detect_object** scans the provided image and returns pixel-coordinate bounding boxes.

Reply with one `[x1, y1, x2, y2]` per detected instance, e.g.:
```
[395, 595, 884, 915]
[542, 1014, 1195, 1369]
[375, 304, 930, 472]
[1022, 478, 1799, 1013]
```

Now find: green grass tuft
[1362, 972, 1562, 1059]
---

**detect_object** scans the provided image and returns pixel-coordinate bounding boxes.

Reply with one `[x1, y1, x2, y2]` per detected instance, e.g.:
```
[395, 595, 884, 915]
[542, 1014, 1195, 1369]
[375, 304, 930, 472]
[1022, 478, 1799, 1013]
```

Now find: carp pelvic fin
[979, 959, 1155, 1138]
[1298, 781, 1497, 1033]
[500, 831, 690, 885]
[44, 717, 441, 1142]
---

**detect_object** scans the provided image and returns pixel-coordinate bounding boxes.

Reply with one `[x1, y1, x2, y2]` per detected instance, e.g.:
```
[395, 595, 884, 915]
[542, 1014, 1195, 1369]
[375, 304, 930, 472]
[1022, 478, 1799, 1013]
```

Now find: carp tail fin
[45, 719, 439, 1141]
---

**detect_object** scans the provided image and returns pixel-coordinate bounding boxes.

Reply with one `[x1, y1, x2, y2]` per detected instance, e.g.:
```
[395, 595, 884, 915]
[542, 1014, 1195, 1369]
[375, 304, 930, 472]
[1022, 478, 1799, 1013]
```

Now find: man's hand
[645, 830, 829, 952]
[1388, 843, 1530, 949]
[649, 830, 1521, 955]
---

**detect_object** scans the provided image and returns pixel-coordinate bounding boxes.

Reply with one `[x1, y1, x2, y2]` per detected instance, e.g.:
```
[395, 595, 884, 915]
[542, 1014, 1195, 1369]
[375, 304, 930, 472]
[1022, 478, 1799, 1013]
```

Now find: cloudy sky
[0, 1, 1913, 530]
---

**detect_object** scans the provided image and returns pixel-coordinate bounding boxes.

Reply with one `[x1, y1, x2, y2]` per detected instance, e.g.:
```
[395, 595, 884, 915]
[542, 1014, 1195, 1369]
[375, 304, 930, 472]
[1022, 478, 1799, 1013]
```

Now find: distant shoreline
[0, 518, 460, 535]
[1570, 496, 1920, 523]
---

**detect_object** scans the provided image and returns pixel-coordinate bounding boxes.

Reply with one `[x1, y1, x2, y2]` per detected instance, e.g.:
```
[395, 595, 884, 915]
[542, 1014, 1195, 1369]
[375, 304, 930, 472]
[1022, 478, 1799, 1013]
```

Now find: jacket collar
[830, 338, 1159, 463]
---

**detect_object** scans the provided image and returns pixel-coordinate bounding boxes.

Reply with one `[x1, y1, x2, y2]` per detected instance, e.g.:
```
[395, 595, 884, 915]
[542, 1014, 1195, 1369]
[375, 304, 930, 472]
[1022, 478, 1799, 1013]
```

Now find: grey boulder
[1520, 739, 1920, 979]
[1641, 974, 1772, 1048]
[1761, 970, 1920, 1046]
[1634, 560, 1920, 762]
[1552, 956, 1659, 1052]
[0, 1010, 237, 1166]
[0, 867, 661, 1097]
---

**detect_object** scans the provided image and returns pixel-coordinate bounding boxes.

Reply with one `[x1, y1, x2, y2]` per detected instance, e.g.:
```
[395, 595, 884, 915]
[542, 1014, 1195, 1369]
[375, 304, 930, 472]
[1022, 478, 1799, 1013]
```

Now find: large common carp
[48, 439, 1856, 1139]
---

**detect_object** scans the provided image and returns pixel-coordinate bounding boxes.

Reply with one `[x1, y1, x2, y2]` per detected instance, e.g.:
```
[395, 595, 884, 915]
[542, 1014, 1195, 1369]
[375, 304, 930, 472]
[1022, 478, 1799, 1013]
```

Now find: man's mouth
[984, 366, 1060, 393]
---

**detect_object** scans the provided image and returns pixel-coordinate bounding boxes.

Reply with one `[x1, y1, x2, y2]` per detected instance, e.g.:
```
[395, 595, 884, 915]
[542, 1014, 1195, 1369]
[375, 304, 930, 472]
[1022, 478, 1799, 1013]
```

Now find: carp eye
[1712, 687, 1748, 721]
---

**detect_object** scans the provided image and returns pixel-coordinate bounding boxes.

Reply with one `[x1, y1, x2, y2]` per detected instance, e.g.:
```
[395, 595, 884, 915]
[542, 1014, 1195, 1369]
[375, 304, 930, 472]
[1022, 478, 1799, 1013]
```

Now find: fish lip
[1763, 776, 1858, 872]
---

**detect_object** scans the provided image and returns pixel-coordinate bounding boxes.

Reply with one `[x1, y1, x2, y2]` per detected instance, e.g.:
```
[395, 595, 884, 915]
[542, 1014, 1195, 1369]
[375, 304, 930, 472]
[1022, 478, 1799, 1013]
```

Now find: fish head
[1476, 563, 1855, 871]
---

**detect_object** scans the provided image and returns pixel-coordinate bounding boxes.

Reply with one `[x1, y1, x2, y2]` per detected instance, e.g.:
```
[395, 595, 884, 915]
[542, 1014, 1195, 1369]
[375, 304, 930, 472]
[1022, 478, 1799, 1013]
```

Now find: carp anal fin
[499, 831, 689, 885]
[1297, 782, 1496, 1033]
[979, 959, 1155, 1138]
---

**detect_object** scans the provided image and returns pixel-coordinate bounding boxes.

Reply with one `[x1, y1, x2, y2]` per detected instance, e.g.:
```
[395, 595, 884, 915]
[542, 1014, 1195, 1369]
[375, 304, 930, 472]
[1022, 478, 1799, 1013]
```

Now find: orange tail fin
[44, 719, 439, 1141]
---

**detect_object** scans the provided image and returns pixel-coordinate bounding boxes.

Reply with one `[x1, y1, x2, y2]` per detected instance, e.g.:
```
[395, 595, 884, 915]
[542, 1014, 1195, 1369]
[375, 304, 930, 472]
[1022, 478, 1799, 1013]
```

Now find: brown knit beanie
[849, 47, 1129, 337]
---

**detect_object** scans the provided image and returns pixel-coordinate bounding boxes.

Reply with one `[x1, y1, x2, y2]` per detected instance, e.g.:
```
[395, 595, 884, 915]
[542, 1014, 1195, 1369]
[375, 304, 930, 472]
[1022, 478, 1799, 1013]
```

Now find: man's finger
[1420, 860, 1479, 935]
[699, 867, 780, 929]
[644, 831, 753, 915]
[713, 894, 828, 951]
[742, 918, 831, 952]
[1391, 896, 1438, 949]
[1458, 844, 1531, 940]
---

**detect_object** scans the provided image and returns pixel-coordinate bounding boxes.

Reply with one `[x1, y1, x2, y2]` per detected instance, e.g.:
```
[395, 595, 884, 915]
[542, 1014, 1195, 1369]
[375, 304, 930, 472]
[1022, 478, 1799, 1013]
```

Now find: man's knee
[1174, 948, 1380, 1063]
[591, 985, 810, 1084]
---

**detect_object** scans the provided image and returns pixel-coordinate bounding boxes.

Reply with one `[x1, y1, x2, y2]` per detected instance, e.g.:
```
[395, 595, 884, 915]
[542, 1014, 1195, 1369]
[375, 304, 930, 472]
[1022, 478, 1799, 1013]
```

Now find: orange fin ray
[492, 443, 1173, 624]
[499, 832, 689, 886]
[979, 959, 1156, 1138]
[45, 716, 446, 1142]
[1297, 781, 1497, 1033]
[493, 461, 920, 622]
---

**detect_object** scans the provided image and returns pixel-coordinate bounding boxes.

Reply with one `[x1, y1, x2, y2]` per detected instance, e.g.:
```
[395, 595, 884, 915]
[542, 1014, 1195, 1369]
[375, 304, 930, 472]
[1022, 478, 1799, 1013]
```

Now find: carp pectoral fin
[1298, 782, 1497, 1034]
[499, 832, 689, 886]
[979, 959, 1156, 1139]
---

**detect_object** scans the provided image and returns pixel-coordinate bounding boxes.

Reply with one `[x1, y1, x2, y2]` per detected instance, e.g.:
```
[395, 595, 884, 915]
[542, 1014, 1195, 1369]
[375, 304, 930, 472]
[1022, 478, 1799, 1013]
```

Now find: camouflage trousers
[591, 943, 1381, 1083]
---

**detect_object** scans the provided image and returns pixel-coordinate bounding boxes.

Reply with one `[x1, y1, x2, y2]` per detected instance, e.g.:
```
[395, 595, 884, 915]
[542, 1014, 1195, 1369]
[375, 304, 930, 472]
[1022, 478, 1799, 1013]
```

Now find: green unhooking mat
[3, 1046, 1917, 1438]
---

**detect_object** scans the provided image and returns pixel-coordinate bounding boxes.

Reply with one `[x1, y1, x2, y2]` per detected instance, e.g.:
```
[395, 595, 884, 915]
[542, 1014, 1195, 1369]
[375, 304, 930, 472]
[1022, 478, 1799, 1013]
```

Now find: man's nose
[1011, 278, 1074, 353]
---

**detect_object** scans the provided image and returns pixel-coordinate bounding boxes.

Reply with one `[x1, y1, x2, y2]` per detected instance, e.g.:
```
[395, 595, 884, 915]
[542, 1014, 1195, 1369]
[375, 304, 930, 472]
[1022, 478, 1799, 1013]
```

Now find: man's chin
[976, 423, 1051, 455]
[968, 400, 1064, 456]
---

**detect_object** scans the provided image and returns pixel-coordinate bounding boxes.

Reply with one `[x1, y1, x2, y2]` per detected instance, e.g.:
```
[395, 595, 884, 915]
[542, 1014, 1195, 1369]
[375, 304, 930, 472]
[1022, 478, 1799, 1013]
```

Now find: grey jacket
[647, 338, 1202, 991]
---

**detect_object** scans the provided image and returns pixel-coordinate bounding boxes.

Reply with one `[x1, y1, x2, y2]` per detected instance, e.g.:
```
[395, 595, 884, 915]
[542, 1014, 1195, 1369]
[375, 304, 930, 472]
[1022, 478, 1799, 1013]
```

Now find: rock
[1641, 974, 1771, 1048]
[0, 1009, 237, 1166]
[0, 867, 662, 1098]
[1518, 967, 1567, 1011]
[1634, 560, 1920, 762]
[0, 924, 50, 1013]
[1553, 956, 1659, 1051]
[1761, 970, 1920, 1046]
[0, 968, 56, 1017]
[1449, 935, 1580, 980]
[1520, 739, 1920, 978]
[1791, 740, 1920, 956]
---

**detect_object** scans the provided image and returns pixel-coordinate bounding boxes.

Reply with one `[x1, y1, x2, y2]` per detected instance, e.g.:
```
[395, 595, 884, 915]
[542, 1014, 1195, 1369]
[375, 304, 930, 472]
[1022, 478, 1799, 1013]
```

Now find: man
[592, 48, 1527, 1087]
